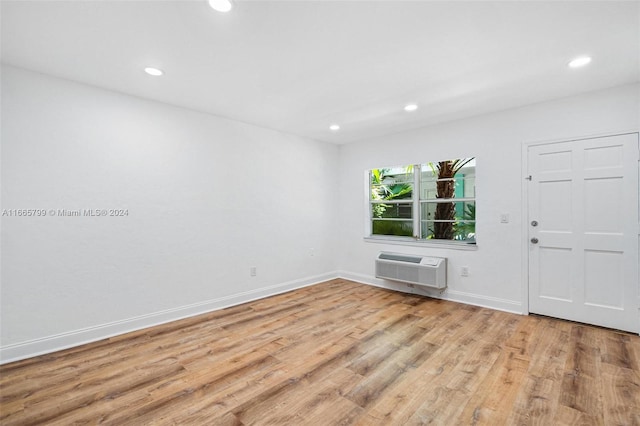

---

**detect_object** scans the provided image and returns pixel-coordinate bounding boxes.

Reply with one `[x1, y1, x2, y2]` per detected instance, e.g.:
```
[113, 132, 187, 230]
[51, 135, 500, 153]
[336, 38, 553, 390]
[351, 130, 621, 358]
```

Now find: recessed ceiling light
[329, 124, 340, 131]
[568, 56, 592, 68]
[144, 67, 164, 76]
[208, 0, 233, 12]
[404, 104, 418, 112]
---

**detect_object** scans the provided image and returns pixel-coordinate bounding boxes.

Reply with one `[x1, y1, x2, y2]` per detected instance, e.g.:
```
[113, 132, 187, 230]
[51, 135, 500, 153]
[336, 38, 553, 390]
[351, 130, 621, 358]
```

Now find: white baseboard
[0, 271, 339, 365]
[337, 271, 524, 315]
[1, 270, 523, 364]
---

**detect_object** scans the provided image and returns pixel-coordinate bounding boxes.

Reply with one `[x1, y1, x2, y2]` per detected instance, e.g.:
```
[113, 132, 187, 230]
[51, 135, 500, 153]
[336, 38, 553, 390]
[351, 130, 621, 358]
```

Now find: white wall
[2, 65, 637, 363]
[337, 83, 639, 312]
[0, 66, 339, 361]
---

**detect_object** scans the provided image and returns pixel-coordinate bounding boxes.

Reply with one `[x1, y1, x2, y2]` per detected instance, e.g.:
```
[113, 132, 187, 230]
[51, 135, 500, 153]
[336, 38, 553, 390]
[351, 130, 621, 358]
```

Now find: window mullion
[368, 170, 374, 236]
[413, 164, 421, 239]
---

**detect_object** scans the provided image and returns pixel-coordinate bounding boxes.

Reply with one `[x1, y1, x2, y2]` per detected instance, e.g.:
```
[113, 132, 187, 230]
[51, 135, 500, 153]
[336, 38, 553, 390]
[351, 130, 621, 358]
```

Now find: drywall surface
[1, 66, 339, 361]
[337, 83, 639, 312]
[2, 65, 637, 362]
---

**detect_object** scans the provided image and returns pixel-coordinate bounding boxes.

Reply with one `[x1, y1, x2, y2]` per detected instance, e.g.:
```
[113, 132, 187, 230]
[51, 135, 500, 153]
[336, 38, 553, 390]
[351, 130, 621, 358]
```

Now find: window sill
[364, 236, 479, 251]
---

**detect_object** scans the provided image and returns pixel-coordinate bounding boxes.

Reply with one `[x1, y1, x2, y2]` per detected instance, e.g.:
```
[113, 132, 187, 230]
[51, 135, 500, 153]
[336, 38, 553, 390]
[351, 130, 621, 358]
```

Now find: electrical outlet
[460, 266, 469, 277]
[500, 213, 509, 223]
[250, 266, 257, 277]
[309, 248, 315, 257]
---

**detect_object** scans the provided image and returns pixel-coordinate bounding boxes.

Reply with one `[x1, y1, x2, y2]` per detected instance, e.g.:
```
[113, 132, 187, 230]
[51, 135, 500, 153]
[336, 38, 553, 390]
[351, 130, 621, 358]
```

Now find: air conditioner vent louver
[375, 252, 447, 289]
[378, 253, 422, 263]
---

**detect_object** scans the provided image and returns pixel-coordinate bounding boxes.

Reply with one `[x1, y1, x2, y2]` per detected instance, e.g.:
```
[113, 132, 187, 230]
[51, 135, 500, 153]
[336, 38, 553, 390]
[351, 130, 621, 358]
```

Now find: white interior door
[527, 133, 639, 333]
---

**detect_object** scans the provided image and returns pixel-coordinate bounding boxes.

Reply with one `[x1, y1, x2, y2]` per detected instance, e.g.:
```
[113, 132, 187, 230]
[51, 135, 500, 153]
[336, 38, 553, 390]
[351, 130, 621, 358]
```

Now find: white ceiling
[1, 1, 638, 144]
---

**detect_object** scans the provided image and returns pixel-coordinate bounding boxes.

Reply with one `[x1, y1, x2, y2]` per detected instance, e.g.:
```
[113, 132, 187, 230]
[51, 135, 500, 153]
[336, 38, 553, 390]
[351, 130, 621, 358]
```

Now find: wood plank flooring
[1, 279, 639, 425]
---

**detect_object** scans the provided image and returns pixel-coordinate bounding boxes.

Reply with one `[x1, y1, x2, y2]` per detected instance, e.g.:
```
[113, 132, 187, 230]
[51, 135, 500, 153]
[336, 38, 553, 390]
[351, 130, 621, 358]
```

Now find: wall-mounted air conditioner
[375, 252, 447, 289]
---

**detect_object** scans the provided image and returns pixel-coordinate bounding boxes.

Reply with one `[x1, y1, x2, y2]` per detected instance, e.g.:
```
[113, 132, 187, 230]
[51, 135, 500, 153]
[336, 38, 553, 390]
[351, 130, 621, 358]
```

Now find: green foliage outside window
[370, 167, 413, 237]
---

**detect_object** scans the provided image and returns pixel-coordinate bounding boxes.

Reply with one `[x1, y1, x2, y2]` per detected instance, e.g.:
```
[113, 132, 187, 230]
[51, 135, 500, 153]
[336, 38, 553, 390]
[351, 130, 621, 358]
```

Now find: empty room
[1, 0, 639, 424]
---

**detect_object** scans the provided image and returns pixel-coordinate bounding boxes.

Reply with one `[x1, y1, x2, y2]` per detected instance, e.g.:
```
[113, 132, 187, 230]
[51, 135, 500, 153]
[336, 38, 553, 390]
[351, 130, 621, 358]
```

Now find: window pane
[371, 202, 413, 219]
[420, 162, 475, 200]
[370, 166, 414, 201]
[421, 221, 475, 242]
[421, 201, 475, 221]
[421, 201, 476, 241]
[372, 220, 413, 237]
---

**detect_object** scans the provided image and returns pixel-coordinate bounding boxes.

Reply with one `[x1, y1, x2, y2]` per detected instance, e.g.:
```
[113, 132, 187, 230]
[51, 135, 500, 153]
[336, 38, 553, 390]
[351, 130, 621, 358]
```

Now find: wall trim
[338, 270, 524, 315]
[0, 271, 340, 365]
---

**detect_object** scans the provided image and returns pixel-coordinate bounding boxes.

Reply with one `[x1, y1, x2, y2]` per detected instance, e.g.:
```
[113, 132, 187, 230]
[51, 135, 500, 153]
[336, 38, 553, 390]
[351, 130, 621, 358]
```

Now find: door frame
[520, 130, 640, 333]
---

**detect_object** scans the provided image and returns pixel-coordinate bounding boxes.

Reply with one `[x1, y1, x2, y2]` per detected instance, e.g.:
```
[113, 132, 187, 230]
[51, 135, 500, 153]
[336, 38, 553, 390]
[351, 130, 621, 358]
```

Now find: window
[369, 158, 476, 245]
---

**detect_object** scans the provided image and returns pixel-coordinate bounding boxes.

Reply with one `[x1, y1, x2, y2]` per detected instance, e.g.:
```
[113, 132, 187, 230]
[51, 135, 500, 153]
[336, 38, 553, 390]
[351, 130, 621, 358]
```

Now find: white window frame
[364, 162, 477, 250]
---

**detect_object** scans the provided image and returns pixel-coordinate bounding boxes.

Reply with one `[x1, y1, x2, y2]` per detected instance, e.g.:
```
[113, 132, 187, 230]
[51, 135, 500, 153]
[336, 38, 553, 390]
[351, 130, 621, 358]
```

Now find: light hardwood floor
[1, 279, 639, 425]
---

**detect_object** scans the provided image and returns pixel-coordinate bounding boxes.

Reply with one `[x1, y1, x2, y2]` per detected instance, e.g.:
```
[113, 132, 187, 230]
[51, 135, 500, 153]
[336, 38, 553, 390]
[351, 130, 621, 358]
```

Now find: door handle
[531, 237, 539, 244]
